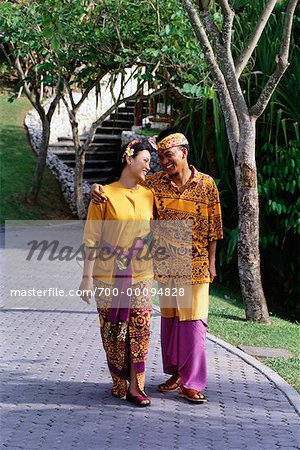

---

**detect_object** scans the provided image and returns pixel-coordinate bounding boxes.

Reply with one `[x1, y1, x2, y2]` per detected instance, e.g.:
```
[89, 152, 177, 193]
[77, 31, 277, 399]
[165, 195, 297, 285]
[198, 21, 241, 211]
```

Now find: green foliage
[257, 141, 300, 319]
[258, 141, 300, 248]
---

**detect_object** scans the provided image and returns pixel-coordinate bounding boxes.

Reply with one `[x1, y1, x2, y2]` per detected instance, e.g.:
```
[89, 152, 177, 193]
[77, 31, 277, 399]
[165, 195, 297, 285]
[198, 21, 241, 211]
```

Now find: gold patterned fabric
[145, 166, 223, 285]
[95, 279, 152, 394]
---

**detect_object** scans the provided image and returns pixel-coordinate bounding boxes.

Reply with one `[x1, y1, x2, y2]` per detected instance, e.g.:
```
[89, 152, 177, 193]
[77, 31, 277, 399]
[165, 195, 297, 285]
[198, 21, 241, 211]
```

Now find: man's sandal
[178, 385, 207, 403]
[157, 376, 181, 393]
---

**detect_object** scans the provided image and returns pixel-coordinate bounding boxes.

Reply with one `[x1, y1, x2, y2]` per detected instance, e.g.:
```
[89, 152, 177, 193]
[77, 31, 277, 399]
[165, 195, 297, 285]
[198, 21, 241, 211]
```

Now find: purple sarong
[102, 239, 144, 324]
[161, 317, 207, 391]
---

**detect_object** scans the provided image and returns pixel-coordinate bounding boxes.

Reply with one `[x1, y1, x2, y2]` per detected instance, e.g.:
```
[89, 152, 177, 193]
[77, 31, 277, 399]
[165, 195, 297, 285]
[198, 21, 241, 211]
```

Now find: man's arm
[208, 240, 217, 282]
[90, 173, 157, 204]
[91, 183, 107, 204]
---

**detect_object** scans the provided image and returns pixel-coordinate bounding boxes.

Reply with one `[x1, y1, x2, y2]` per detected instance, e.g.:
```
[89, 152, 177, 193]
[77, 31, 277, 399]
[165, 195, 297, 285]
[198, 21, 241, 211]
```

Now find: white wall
[49, 68, 140, 143]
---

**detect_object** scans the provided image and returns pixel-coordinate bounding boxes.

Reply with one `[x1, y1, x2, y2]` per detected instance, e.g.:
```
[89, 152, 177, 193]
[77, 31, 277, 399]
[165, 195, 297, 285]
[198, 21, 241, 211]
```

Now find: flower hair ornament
[121, 139, 141, 162]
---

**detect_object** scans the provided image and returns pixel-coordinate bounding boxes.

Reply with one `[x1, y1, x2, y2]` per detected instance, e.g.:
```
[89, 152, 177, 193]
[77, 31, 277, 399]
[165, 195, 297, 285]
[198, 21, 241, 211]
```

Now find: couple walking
[79, 129, 223, 407]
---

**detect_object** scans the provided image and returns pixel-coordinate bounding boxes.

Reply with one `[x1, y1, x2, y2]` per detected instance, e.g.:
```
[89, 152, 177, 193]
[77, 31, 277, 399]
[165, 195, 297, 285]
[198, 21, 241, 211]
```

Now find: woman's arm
[79, 201, 105, 303]
[79, 247, 97, 304]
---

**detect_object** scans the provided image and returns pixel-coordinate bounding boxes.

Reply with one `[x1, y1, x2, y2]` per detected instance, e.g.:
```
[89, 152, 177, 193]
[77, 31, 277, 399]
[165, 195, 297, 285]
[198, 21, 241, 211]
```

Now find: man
[92, 129, 223, 402]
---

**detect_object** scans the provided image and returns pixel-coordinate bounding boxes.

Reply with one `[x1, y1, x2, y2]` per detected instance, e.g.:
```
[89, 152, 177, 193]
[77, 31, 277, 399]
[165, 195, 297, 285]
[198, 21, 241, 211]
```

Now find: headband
[157, 133, 189, 154]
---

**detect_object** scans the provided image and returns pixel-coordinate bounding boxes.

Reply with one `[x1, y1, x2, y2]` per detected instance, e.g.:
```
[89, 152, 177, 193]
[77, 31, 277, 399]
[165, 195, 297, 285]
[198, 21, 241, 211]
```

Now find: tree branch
[235, 0, 278, 78]
[249, 0, 298, 118]
[182, 0, 239, 156]
[46, 91, 61, 121]
[218, 0, 234, 49]
[200, 10, 222, 47]
[74, 73, 104, 111]
[12, 52, 40, 112]
[0, 42, 13, 66]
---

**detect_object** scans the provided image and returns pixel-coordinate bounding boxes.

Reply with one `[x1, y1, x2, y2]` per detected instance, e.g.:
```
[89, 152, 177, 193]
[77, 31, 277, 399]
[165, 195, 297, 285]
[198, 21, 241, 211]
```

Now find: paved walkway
[1, 224, 299, 449]
[1, 301, 299, 450]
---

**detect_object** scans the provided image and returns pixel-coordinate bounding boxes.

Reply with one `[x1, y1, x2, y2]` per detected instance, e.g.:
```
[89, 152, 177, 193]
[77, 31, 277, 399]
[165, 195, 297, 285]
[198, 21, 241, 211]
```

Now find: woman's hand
[91, 183, 107, 204]
[79, 277, 93, 304]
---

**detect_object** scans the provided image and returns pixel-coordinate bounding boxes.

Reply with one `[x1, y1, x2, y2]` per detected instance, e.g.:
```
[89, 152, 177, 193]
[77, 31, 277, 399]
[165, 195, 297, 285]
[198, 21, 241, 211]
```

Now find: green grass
[0, 92, 74, 223]
[136, 128, 162, 137]
[209, 287, 300, 391]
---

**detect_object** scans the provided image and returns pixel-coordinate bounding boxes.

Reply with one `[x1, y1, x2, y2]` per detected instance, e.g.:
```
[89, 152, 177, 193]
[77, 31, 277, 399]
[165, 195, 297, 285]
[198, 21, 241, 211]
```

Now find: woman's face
[129, 150, 151, 181]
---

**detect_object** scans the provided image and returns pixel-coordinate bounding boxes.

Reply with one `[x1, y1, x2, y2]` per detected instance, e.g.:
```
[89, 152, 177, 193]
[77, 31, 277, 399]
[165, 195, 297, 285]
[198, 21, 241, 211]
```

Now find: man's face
[158, 146, 186, 176]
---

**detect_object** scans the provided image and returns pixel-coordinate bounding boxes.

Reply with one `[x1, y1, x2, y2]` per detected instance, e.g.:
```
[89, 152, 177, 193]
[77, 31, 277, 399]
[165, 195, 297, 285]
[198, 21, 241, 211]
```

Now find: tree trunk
[205, 102, 219, 179]
[235, 118, 270, 323]
[27, 116, 50, 203]
[68, 114, 87, 219]
[75, 152, 86, 220]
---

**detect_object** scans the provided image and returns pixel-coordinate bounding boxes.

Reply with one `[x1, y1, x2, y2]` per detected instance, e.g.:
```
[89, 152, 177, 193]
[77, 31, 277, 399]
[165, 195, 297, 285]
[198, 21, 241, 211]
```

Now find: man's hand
[209, 261, 217, 283]
[91, 183, 107, 204]
[208, 241, 217, 283]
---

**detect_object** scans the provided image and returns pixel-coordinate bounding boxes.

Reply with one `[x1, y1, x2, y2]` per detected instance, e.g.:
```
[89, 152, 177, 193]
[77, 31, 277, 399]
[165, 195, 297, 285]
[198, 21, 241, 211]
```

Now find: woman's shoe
[126, 390, 151, 407]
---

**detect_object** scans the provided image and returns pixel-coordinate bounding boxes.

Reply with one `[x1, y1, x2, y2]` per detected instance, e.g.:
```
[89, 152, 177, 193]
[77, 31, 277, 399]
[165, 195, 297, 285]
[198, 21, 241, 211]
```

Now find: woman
[79, 139, 154, 407]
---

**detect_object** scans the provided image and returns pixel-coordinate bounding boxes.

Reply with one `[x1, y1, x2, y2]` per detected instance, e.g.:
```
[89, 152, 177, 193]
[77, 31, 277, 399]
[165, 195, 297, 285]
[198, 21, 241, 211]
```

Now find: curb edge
[207, 332, 300, 416]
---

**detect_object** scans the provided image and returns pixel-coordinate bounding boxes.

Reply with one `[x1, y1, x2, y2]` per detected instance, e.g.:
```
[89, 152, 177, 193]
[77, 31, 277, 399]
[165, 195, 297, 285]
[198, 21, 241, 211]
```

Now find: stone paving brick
[1, 263, 300, 450]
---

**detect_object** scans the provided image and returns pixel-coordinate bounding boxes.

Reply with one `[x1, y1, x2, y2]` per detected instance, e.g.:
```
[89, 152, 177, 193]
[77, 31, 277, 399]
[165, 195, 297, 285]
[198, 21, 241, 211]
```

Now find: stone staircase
[49, 100, 147, 184]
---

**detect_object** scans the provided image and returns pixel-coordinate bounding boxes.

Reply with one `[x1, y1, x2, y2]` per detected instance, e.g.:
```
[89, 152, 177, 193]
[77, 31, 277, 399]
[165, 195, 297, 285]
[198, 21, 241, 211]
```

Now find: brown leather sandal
[157, 375, 181, 392]
[178, 385, 207, 403]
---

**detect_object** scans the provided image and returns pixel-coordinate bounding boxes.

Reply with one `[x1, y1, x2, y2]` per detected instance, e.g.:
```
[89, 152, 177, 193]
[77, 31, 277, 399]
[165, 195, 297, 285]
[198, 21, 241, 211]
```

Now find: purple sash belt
[101, 239, 144, 324]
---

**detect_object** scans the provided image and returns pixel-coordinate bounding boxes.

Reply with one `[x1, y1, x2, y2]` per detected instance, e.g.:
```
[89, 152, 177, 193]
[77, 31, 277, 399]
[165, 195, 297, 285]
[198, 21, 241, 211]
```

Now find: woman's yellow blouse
[82, 181, 154, 283]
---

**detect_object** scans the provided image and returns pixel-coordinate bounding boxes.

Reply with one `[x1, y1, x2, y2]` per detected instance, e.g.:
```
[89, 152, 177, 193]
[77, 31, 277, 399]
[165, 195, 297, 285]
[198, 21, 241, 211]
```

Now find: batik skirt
[94, 278, 153, 397]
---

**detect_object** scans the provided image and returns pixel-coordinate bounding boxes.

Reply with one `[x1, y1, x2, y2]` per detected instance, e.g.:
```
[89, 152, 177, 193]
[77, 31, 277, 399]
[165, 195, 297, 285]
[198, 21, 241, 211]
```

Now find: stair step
[96, 127, 128, 135]
[116, 106, 148, 114]
[55, 134, 122, 143]
[87, 177, 110, 185]
[102, 119, 132, 127]
[55, 148, 119, 159]
[57, 136, 86, 142]
[83, 167, 113, 173]
[126, 99, 148, 107]
[92, 133, 121, 141]
[110, 112, 134, 121]
[49, 141, 76, 148]
[63, 160, 114, 168]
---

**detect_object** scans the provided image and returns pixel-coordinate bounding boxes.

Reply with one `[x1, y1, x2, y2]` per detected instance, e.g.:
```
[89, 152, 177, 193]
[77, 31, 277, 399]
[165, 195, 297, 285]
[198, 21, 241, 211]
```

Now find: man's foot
[178, 385, 207, 403]
[157, 375, 181, 392]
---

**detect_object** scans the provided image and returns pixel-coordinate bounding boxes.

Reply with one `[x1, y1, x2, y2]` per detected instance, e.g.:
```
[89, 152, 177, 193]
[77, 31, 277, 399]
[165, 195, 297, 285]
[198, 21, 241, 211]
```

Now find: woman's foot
[157, 375, 181, 392]
[126, 389, 151, 407]
[126, 390, 151, 408]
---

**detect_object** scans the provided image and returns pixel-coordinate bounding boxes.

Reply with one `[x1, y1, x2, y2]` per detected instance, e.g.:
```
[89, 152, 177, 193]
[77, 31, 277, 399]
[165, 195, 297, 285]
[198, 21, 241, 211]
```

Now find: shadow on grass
[209, 311, 246, 321]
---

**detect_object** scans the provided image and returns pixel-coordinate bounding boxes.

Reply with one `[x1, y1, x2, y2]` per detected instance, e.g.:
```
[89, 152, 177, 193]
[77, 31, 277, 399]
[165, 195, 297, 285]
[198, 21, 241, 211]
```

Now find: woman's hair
[106, 138, 152, 183]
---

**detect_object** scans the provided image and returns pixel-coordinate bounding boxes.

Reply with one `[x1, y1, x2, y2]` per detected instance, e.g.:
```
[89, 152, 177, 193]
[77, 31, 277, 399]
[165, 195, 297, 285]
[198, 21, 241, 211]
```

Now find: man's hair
[156, 128, 190, 153]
